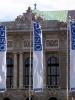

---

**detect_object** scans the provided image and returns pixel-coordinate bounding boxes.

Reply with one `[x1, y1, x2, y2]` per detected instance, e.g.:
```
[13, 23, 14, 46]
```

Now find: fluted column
[13, 53, 17, 88]
[19, 53, 23, 88]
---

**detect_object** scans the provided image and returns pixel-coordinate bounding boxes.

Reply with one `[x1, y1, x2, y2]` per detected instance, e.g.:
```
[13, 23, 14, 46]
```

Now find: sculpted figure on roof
[15, 7, 36, 24]
[15, 6, 44, 24]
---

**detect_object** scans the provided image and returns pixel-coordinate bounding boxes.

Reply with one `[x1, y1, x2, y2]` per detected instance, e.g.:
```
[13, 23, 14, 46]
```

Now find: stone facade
[0, 7, 73, 100]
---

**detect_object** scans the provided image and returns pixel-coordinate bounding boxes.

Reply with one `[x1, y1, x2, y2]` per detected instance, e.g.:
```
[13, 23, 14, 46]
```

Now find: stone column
[19, 53, 23, 89]
[13, 53, 17, 88]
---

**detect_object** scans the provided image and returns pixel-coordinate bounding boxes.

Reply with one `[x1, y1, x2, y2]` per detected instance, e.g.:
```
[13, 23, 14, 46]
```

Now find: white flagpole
[67, 17, 69, 100]
[66, 15, 71, 100]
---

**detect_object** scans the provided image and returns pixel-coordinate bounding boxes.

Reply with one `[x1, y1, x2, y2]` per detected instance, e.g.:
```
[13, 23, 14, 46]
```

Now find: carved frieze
[45, 39, 59, 49]
[23, 39, 33, 49]
[7, 40, 13, 50]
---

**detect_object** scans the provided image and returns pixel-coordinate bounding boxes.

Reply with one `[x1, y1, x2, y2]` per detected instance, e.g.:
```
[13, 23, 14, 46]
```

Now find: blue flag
[33, 22, 43, 92]
[70, 21, 75, 92]
[0, 25, 7, 92]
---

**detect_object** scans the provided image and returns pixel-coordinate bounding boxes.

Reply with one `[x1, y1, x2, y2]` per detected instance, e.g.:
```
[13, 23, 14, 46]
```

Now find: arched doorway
[49, 97, 58, 100]
[3, 97, 10, 100]
[26, 96, 33, 100]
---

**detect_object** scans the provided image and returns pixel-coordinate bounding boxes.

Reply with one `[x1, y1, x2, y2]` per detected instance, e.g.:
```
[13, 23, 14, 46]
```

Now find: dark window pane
[51, 76, 56, 85]
[25, 67, 29, 75]
[47, 76, 50, 85]
[57, 66, 59, 75]
[6, 77, 13, 88]
[48, 67, 50, 75]
[47, 56, 59, 87]
[50, 66, 56, 75]
[6, 57, 13, 88]
[51, 57, 56, 64]
[48, 58, 51, 64]
[23, 57, 33, 88]
[7, 67, 13, 76]
[7, 57, 13, 65]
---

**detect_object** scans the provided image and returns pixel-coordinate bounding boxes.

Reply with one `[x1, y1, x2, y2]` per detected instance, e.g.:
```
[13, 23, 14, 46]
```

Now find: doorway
[49, 97, 58, 100]
[3, 98, 10, 100]
[26, 96, 33, 100]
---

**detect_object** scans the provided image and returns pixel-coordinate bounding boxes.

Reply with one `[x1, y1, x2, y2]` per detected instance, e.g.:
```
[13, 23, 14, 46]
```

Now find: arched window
[47, 56, 59, 88]
[23, 57, 33, 88]
[26, 96, 33, 100]
[48, 97, 58, 100]
[3, 97, 10, 100]
[6, 57, 13, 88]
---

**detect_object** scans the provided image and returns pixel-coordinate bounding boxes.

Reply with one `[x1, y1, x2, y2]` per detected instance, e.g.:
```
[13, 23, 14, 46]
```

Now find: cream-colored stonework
[0, 7, 74, 100]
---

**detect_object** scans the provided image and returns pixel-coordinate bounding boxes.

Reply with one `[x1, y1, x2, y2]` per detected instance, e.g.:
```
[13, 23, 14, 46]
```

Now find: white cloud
[0, 0, 75, 21]
[35, 0, 75, 11]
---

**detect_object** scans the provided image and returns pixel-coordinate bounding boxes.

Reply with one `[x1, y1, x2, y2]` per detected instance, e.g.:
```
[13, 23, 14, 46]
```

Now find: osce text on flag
[33, 22, 43, 91]
[70, 21, 75, 92]
[0, 25, 7, 92]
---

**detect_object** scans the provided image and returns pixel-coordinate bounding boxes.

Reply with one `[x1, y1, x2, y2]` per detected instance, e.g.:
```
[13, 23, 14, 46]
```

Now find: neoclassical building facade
[0, 7, 74, 100]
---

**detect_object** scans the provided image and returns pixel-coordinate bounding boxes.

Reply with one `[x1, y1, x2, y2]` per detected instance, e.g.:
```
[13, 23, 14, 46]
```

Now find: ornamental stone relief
[7, 40, 13, 48]
[23, 39, 33, 48]
[23, 39, 59, 49]
[7, 40, 13, 50]
[45, 39, 59, 48]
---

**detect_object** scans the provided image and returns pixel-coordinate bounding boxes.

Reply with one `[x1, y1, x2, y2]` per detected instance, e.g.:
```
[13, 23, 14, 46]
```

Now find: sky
[0, 0, 75, 21]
